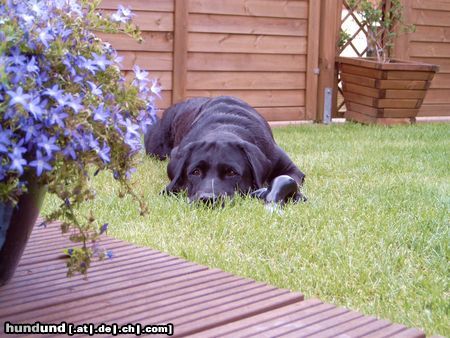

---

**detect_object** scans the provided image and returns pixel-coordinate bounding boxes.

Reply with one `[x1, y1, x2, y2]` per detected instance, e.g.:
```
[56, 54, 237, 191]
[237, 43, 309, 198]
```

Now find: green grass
[43, 123, 449, 336]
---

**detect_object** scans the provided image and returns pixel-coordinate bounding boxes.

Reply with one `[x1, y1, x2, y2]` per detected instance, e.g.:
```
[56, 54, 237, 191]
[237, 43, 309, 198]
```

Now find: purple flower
[26, 96, 47, 119]
[23, 123, 42, 142]
[93, 104, 109, 122]
[133, 65, 149, 84]
[26, 56, 39, 74]
[63, 144, 77, 160]
[111, 5, 133, 23]
[8, 47, 26, 66]
[87, 81, 103, 97]
[10, 141, 27, 159]
[91, 53, 112, 72]
[106, 250, 114, 259]
[48, 107, 69, 128]
[37, 135, 60, 156]
[29, 150, 52, 176]
[99, 223, 108, 234]
[43, 84, 64, 101]
[97, 143, 111, 163]
[9, 156, 27, 175]
[7, 87, 31, 107]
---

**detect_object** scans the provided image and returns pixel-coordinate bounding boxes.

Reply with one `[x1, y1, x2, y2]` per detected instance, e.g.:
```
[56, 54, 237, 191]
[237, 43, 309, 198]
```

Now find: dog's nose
[198, 193, 217, 205]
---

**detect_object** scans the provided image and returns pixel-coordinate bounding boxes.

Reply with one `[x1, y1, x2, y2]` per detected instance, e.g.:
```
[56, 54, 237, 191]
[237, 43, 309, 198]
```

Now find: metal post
[323, 87, 332, 124]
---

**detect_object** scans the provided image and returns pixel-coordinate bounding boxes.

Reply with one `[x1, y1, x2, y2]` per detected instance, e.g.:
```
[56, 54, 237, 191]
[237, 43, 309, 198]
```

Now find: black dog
[144, 96, 305, 203]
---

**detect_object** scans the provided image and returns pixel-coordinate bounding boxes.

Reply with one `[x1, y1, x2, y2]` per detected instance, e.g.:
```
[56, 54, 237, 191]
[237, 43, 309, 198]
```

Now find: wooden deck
[0, 221, 426, 337]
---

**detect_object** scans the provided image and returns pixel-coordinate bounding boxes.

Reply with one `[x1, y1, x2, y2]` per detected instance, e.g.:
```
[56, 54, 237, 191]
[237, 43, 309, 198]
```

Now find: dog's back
[145, 96, 273, 159]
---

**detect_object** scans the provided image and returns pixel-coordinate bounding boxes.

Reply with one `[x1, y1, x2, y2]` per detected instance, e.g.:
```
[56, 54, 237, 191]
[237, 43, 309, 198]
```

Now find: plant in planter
[337, 0, 439, 124]
[0, 0, 160, 284]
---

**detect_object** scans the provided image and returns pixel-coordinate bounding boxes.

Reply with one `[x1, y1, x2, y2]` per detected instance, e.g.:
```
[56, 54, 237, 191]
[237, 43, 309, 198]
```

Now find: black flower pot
[0, 181, 46, 286]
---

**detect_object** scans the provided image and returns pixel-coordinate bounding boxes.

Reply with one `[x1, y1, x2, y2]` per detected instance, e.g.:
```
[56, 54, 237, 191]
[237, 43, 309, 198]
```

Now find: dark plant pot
[0, 181, 46, 286]
[337, 57, 439, 125]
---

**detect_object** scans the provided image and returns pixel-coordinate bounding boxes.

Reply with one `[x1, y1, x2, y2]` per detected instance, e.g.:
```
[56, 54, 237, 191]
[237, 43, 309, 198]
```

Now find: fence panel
[394, 0, 450, 117]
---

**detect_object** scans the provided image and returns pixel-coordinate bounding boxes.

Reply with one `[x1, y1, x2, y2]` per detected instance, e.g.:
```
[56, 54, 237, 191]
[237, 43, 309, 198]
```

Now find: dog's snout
[198, 193, 217, 205]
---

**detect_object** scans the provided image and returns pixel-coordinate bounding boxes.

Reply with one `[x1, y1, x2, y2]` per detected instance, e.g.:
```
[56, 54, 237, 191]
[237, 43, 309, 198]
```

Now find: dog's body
[145, 96, 305, 202]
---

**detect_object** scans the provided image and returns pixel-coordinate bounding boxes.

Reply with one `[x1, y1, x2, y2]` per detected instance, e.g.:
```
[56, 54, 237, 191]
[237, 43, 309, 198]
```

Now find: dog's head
[166, 140, 271, 203]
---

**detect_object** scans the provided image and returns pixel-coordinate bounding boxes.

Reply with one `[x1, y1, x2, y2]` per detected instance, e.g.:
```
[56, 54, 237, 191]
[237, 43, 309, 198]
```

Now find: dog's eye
[191, 168, 202, 176]
[225, 168, 238, 177]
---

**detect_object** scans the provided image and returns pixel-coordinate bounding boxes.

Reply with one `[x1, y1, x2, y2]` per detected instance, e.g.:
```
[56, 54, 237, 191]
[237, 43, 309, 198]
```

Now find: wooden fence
[98, 0, 319, 122]
[393, 0, 450, 117]
[98, 0, 448, 122]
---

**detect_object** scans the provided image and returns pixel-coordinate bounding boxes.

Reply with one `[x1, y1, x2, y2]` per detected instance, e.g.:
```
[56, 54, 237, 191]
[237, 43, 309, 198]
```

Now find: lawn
[43, 122, 449, 336]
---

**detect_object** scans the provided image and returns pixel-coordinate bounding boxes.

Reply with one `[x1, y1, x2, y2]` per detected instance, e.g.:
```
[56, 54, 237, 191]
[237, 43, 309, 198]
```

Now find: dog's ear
[166, 142, 201, 193]
[237, 142, 271, 189]
[166, 146, 188, 193]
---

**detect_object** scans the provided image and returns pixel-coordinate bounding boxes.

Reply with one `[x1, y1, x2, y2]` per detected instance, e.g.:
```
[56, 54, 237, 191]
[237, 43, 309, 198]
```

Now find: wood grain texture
[187, 53, 306, 71]
[186, 72, 306, 90]
[189, 33, 307, 54]
[188, 0, 308, 19]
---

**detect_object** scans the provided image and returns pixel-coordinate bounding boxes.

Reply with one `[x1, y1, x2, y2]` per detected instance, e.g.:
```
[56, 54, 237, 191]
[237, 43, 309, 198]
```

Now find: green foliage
[348, 0, 415, 62]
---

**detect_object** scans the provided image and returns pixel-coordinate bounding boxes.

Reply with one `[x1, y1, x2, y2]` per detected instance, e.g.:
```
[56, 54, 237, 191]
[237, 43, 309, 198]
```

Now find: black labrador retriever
[144, 96, 305, 204]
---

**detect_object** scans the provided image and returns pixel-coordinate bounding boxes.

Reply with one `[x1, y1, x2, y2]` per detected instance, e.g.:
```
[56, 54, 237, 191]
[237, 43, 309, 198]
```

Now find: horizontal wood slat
[188, 0, 308, 19]
[186, 90, 305, 107]
[120, 51, 173, 71]
[189, 14, 307, 36]
[410, 26, 450, 43]
[187, 53, 306, 71]
[99, 0, 174, 12]
[411, 9, 450, 27]
[187, 72, 306, 90]
[0, 220, 426, 338]
[97, 32, 174, 52]
[100, 10, 173, 31]
[412, 0, 450, 11]
[189, 33, 307, 54]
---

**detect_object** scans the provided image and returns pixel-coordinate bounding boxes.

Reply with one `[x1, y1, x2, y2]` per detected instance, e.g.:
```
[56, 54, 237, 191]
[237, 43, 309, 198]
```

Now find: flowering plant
[0, 0, 159, 276]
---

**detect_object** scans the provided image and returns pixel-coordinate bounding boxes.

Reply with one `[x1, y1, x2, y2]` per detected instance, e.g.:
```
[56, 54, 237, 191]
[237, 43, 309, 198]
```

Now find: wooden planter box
[337, 57, 439, 125]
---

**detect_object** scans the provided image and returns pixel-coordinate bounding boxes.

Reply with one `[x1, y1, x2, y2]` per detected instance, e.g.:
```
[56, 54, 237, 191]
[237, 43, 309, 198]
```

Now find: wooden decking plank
[18, 239, 131, 266]
[1, 254, 182, 301]
[307, 314, 377, 337]
[278, 310, 366, 337]
[12, 269, 227, 322]
[235, 305, 349, 337]
[0, 263, 206, 318]
[101, 282, 275, 324]
[163, 292, 305, 337]
[7, 247, 159, 288]
[1, 259, 194, 308]
[19, 235, 127, 259]
[67, 277, 258, 325]
[17, 270, 240, 324]
[370, 324, 425, 338]
[335, 318, 394, 337]
[189, 299, 333, 337]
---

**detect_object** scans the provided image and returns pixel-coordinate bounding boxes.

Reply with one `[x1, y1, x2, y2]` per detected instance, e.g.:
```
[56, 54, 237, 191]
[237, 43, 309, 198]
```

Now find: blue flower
[97, 143, 111, 163]
[91, 53, 112, 72]
[63, 144, 77, 160]
[43, 84, 64, 101]
[26, 56, 39, 74]
[9, 156, 27, 175]
[106, 250, 113, 259]
[26, 96, 47, 119]
[87, 81, 103, 97]
[29, 150, 52, 176]
[93, 104, 110, 122]
[99, 223, 108, 234]
[37, 135, 60, 156]
[7, 86, 31, 107]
